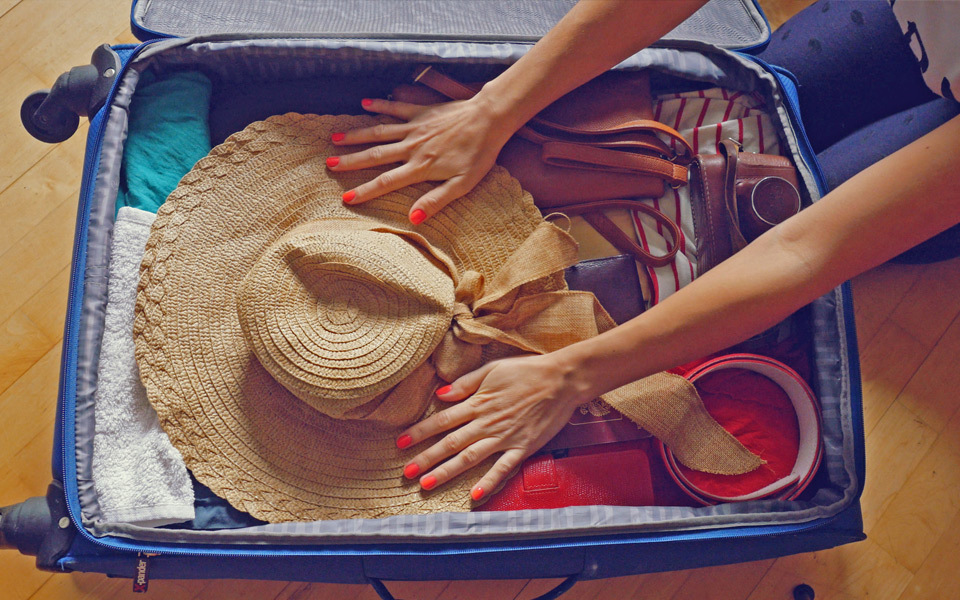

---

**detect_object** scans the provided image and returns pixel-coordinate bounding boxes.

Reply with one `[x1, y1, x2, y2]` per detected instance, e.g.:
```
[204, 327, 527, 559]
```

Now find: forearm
[558, 114, 960, 399]
[477, 0, 708, 131]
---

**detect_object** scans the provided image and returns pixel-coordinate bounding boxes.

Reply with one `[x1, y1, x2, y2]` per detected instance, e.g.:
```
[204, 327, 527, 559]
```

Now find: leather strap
[414, 65, 693, 173]
[719, 139, 749, 252]
[541, 141, 689, 187]
[413, 65, 687, 271]
[559, 200, 682, 268]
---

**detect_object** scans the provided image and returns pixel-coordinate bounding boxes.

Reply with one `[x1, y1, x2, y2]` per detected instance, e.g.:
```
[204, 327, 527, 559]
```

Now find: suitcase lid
[130, 0, 771, 52]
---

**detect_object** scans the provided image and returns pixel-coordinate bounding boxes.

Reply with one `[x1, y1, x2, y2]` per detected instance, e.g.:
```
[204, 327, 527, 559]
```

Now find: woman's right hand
[328, 93, 518, 225]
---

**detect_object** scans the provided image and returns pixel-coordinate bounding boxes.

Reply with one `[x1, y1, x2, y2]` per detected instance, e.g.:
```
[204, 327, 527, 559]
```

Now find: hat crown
[237, 221, 455, 418]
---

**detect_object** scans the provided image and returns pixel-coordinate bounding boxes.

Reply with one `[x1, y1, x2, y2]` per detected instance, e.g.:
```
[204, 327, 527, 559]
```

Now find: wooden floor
[2, 0, 958, 598]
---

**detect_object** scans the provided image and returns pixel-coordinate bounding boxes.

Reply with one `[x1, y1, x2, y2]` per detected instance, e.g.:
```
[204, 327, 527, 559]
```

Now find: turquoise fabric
[116, 70, 212, 214]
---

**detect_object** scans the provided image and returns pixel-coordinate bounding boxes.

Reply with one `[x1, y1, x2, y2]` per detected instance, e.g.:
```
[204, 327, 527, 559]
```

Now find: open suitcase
[4, 1, 866, 598]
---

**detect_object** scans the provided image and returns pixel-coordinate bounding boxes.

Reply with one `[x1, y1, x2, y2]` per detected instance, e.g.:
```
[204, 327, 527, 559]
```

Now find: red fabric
[479, 441, 660, 511]
[677, 369, 800, 498]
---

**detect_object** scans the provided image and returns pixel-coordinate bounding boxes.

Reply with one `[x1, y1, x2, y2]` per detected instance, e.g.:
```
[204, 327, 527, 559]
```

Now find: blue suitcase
[4, 1, 865, 598]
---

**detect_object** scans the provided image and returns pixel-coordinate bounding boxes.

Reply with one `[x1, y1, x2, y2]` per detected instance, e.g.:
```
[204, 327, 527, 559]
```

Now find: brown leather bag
[393, 66, 693, 269]
[689, 139, 802, 274]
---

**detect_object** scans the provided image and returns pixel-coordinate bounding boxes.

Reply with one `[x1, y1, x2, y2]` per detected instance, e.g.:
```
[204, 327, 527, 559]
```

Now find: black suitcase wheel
[21, 89, 79, 144]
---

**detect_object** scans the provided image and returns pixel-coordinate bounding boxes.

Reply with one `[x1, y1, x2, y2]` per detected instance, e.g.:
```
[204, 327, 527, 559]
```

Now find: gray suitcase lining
[133, 0, 768, 50]
[74, 37, 858, 544]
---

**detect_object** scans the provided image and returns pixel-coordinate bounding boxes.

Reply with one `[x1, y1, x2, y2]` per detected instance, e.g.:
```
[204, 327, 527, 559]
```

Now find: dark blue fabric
[160, 474, 265, 531]
[757, 0, 960, 263]
[758, 0, 939, 154]
[816, 97, 960, 193]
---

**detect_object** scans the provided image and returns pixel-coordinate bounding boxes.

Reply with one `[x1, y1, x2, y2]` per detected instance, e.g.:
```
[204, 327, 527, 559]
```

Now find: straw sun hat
[133, 113, 605, 522]
[134, 113, 760, 524]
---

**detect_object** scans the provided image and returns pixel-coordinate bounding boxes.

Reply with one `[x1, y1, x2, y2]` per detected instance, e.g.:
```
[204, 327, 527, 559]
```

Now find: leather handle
[541, 141, 688, 186]
[414, 64, 477, 100]
[560, 200, 682, 268]
[414, 65, 694, 166]
[370, 574, 581, 600]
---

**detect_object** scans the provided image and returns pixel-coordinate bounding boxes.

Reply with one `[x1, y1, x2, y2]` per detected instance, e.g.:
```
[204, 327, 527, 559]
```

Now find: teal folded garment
[116, 70, 212, 214]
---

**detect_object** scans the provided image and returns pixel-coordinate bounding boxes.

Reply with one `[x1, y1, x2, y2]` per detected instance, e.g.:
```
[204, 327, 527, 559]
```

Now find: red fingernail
[421, 475, 437, 490]
[326, 156, 340, 168]
[331, 132, 345, 142]
[403, 463, 420, 479]
[342, 190, 357, 204]
[410, 209, 426, 225]
[471, 486, 484, 501]
[436, 384, 452, 396]
[396, 434, 412, 449]
[361, 98, 373, 108]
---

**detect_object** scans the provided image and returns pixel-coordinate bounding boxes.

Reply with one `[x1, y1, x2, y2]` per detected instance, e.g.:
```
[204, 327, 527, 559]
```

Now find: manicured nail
[435, 384, 452, 396]
[421, 475, 437, 490]
[471, 486, 484, 501]
[361, 98, 374, 108]
[326, 156, 340, 168]
[331, 132, 345, 142]
[342, 190, 357, 204]
[396, 434, 412, 449]
[410, 209, 426, 225]
[403, 463, 420, 479]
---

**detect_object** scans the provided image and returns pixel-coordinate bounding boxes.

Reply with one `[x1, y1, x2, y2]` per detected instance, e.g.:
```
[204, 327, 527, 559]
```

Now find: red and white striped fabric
[633, 88, 780, 305]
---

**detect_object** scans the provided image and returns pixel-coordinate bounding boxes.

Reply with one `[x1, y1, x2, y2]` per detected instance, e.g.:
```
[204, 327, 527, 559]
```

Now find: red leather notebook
[479, 441, 656, 511]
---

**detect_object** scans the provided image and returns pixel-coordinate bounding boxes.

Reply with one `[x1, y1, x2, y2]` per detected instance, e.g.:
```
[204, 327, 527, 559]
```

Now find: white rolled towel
[92, 206, 194, 526]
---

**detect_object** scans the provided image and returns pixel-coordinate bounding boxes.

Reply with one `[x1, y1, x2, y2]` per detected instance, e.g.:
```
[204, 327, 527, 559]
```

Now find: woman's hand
[328, 94, 517, 225]
[396, 352, 596, 501]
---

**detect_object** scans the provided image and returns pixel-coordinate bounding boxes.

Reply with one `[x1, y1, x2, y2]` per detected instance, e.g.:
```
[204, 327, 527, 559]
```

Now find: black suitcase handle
[369, 573, 581, 600]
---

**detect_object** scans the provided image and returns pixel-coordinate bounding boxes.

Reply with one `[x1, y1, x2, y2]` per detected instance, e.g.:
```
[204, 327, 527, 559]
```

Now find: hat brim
[134, 114, 545, 522]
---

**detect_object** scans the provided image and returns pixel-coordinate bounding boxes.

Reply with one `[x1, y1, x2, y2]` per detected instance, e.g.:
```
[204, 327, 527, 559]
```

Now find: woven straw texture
[133, 114, 554, 522]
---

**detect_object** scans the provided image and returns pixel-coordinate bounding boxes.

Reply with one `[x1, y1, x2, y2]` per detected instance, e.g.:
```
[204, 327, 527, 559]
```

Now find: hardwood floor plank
[0, 122, 87, 256]
[896, 311, 960, 433]
[0, 0, 23, 19]
[0, 195, 77, 327]
[273, 581, 367, 600]
[850, 264, 922, 349]
[559, 571, 689, 600]
[432, 579, 529, 600]
[748, 567, 859, 600]
[514, 578, 567, 600]
[0, 343, 62, 488]
[0, 59, 60, 191]
[19, 265, 71, 342]
[27, 571, 128, 600]
[0, 552, 53, 600]
[1, 0, 132, 84]
[751, 538, 912, 600]
[668, 560, 775, 600]
[861, 401, 939, 533]
[870, 432, 960, 574]
[896, 508, 960, 600]
[857, 318, 928, 436]
[887, 256, 960, 349]
[0, 415, 57, 499]
[0, 310, 57, 397]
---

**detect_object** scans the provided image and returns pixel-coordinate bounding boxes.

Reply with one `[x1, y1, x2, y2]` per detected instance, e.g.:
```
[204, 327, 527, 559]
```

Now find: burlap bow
[392, 221, 762, 476]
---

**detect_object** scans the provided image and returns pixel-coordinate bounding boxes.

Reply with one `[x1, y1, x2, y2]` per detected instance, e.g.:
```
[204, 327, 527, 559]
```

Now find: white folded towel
[92, 206, 195, 526]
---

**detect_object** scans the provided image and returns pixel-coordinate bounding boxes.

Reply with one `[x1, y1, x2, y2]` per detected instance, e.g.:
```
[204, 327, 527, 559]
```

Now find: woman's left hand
[396, 352, 594, 500]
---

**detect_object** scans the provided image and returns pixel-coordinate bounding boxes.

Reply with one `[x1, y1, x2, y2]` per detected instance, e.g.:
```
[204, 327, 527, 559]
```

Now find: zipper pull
[133, 552, 158, 593]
